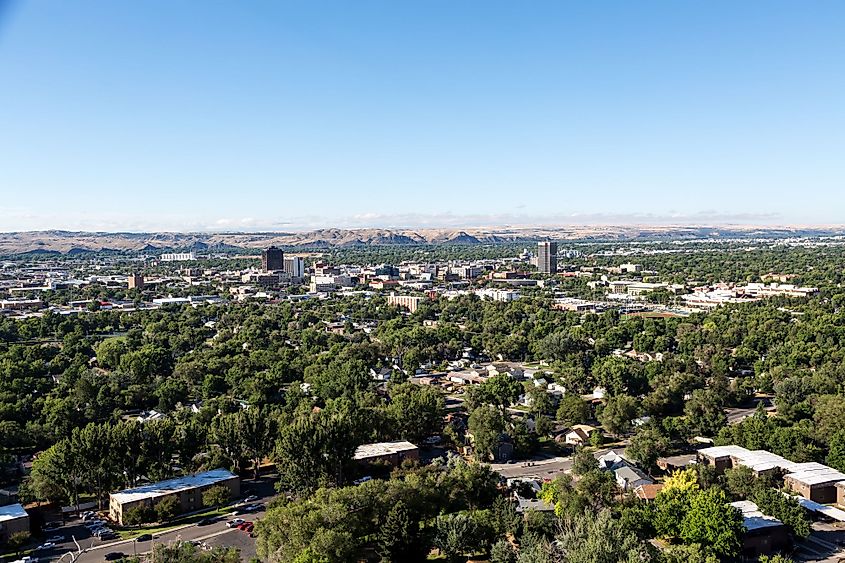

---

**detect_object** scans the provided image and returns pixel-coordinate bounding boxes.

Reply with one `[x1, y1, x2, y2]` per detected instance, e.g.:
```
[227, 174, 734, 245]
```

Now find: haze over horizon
[1, 1, 844, 231]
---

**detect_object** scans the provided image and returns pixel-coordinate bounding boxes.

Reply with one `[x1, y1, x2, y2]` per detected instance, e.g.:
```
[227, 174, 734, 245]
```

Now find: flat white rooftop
[787, 493, 845, 522]
[353, 441, 418, 460]
[786, 468, 845, 486]
[730, 500, 784, 531]
[0, 503, 28, 522]
[698, 445, 751, 459]
[110, 469, 237, 505]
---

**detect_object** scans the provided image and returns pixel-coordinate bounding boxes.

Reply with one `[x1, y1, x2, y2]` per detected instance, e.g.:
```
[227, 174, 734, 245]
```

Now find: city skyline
[1, 1, 844, 231]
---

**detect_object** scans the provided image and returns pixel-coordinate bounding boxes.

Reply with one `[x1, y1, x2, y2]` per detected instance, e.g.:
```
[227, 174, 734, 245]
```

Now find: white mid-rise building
[160, 252, 196, 262]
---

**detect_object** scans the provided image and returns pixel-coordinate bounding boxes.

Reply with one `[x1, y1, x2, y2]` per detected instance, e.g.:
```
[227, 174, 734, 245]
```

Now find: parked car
[104, 552, 124, 561]
[85, 520, 106, 529]
[243, 524, 254, 534]
[226, 518, 245, 528]
[353, 476, 373, 485]
[99, 533, 119, 541]
[242, 495, 258, 503]
[94, 529, 114, 537]
[34, 543, 55, 551]
[43, 522, 61, 531]
[135, 534, 152, 542]
[196, 517, 216, 526]
[236, 521, 252, 530]
[46, 535, 64, 543]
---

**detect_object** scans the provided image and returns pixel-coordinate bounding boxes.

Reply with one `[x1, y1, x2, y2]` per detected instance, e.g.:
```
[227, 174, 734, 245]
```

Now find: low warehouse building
[353, 441, 419, 466]
[730, 500, 792, 557]
[697, 445, 752, 473]
[109, 469, 240, 525]
[0, 503, 29, 543]
[784, 467, 845, 504]
[838, 482, 845, 508]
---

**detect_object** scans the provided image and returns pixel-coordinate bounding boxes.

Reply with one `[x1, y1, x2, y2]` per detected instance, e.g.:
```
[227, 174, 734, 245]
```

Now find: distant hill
[0, 225, 842, 255]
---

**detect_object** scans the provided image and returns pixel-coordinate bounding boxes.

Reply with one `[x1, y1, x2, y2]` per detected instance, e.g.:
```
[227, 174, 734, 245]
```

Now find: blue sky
[1, 1, 843, 232]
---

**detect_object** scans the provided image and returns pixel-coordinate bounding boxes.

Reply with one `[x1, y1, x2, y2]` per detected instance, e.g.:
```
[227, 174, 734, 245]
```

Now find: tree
[591, 356, 648, 396]
[662, 544, 719, 563]
[385, 383, 445, 443]
[155, 495, 180, 522]
[203, 485, 231, 508]
[124, 505, 154, 527]
[680, 488, 743, 558]
[813, 395, 845, 442]
[663, 468, 700, 494]
[827, 431, 845, 472]
[152, 542, 241, 563]
[752, 488, 810, 539]
[468, 405, 506, 461]
[274, 409, 358, 493]
[551, 509, 657, 563]
[434, 513, 477, 563]
[598, 395, 639, 436]
[684, 389, 727, 437]
[653, 469, 701, 540]
[238, 407, 277, 479]
[6, 531, 30, 555]
[489, 539, 517, 563]
[556, 395, 590, 427]
[625, 426, 669, 472]
[95, 337, 127, 369]
[466, 375, 523, 409]
[571, 448, 598, 476]
[723, 465, 758, 499]
[29, 439, 86, 508]
[376, 501, 423, 563]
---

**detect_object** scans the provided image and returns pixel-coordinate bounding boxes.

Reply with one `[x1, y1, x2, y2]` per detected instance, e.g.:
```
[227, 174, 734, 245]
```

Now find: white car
[226, 518, 245, 528]
[46, 536, 64, 543]
[35, 542, 55, 551]
[353, 476, 373, 485]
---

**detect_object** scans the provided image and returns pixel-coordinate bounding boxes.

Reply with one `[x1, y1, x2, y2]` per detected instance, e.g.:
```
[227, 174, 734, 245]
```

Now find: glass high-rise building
[537, 241, 558, 274]
[262, 246, 284, 272]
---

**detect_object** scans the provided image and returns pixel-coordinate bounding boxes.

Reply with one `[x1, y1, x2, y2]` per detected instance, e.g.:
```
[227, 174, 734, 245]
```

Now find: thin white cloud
[4, 207, 843, 234]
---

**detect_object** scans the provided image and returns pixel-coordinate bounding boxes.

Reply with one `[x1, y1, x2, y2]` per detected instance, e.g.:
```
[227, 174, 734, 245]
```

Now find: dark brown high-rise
[262, 246, 284, 272]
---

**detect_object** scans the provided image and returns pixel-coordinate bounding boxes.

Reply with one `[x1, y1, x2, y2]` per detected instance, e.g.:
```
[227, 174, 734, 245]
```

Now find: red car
[237, 521, 253, 531]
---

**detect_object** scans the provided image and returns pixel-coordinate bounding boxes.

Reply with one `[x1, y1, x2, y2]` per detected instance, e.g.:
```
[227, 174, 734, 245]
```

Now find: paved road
[795, 522, 845, 562]
[489, 448, 617, 480]
[725, 398, 775, 425]
[70, 509, 266, 563]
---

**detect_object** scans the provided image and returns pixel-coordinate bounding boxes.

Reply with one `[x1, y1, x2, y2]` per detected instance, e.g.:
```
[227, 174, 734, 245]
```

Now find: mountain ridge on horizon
[1, 224, 844, 255]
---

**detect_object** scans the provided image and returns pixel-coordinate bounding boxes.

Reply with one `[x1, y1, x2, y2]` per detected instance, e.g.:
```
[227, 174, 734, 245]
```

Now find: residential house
[564, 424, 599, 446]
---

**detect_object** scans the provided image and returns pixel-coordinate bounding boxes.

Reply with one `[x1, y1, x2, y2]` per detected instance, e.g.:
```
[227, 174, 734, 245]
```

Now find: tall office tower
[262, 246, 284, 272]
[284, 256, 305, 278]
[127, 273, 145, 290]
[537, 241, 558, 274]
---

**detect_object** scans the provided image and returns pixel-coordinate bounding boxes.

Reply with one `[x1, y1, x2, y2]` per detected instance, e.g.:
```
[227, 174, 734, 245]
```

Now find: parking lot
[22, 476, 276, 562]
